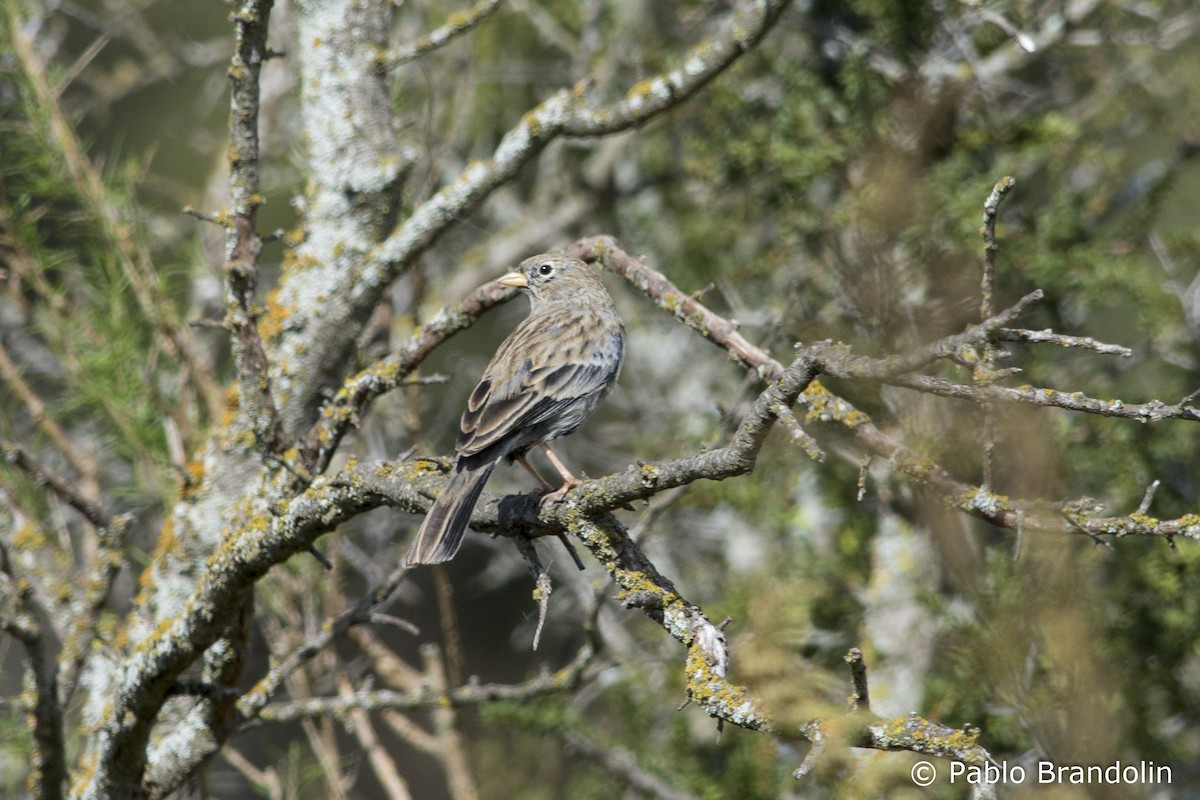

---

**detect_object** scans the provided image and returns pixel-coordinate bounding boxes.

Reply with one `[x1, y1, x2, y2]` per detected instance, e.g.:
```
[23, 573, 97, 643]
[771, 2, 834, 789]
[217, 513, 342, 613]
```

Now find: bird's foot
[537, 477, 582, 505]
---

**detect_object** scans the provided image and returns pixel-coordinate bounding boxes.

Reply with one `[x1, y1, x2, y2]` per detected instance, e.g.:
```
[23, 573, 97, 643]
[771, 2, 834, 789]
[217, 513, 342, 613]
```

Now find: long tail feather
[404, 461, 496, 565]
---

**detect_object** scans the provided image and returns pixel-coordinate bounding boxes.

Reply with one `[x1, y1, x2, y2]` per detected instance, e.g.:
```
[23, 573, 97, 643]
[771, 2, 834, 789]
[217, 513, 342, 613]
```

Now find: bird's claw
[536, 478, 582, 506]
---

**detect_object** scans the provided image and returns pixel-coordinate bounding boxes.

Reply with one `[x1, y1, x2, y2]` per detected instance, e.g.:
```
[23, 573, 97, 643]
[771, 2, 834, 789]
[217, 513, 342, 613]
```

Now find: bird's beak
[496, 271, 528, 288]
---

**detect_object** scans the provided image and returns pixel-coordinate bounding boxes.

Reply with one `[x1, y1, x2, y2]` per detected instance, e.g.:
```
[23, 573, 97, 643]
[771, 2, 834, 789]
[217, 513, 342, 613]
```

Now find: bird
[404, 253, 625, 566]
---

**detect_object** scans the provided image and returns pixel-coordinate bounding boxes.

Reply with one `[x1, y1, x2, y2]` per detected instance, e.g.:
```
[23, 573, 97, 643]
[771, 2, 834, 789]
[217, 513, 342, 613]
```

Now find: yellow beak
[496, 271, 528, 288]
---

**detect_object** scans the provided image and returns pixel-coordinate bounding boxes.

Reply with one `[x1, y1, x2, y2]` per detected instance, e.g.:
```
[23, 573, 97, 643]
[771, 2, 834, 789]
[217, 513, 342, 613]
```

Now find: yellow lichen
[258, 287, 294, 342]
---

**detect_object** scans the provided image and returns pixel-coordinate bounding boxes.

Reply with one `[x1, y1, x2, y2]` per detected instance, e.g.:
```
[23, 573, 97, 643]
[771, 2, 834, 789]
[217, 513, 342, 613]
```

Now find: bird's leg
[538, 442, 583, 502]
[517, 456, 556, 493]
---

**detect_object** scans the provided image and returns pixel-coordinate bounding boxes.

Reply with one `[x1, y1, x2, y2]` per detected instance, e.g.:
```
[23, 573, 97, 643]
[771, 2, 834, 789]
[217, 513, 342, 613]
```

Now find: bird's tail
[404, 461, 496, 566]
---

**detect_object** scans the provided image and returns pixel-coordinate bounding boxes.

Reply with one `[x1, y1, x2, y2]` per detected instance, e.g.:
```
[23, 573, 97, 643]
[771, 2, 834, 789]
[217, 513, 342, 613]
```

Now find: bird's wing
[457, 335, 622, 459]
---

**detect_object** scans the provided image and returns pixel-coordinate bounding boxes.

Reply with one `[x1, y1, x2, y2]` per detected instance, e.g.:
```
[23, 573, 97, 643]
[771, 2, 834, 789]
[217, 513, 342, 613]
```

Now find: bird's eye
[538, 262, 554, 276]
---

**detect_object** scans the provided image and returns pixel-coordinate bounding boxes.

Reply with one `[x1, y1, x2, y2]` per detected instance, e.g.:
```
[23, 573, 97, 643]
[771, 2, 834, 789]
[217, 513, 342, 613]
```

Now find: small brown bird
[404, 253, 625, 566]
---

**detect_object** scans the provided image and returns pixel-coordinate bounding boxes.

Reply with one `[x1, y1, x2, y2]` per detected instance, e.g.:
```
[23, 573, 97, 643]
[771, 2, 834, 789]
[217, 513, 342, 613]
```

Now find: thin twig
[1137, 480, 1161, 515]
[844, 647, 871, 713]
[978, 178, 1016, 489]
[0, 343, 99, 485]
[514, 536, 552, 650]
[255, 639, 597, 723]
[1, 441, 111, 529]
[772, 403, 826, 462]
[335, 671, 412, 800]
[386, 0, 506, 67]
[422, 644, 480, 800]
[879, 372, 1200, 423]
[996, 328, 1133, 357]
[980, 177, 1014, 322]
[565, 236, 1198, 545]
[237, 562, 415, 721]
[564, 729, 700, 800]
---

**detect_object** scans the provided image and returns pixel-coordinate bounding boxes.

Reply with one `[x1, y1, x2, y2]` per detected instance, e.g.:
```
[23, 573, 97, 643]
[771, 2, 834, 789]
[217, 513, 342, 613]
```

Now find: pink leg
[538, 443, 582, 502]
[517, 456, 555, 492]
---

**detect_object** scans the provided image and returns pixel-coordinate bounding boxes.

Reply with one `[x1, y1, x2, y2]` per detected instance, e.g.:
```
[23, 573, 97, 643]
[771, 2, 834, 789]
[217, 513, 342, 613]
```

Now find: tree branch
[384, 0, 506, 67]
[252, 639, 596, 723]
[298, 280, 518, 474]
[1, 441, 111, 528]
[0, 535, 66, 800]
[223, 0, 282, 453]
[877, 372, 1200, 423]
[0, 445, 134, 705]
[566, 236, 1200, 544]
[368, 0, 789, 282]
[995, 328, 1133, 357]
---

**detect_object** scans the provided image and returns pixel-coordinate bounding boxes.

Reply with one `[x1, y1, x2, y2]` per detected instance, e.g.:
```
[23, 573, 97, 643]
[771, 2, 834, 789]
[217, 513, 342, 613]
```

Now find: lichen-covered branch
[567, 235, 1200, 544]
[56, 513, 130, 706]
[78, 462, 427, 799]
[0, 441, 129, 708]
[322, 355, 811, 733]
[223, 0, 282, 452]
[299, 280, 518, 474]
[272, 0, 788, 432]
[877, 372, 1200, 423]
[369, 0, 789, 292]
[559, 1, 790, 136]
[274, 454, 999, 768]
[995, 328, 1133, 357]
[384, 0, 506, 67]
[865, 713, 992, 767]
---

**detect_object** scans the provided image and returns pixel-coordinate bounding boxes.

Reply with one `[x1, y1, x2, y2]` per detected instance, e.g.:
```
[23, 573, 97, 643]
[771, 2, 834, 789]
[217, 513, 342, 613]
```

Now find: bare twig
[514, 536, 553, 650]
[1137, 480, 1161, 515]
[793, 723, 827, 779]
[220, 747, 283, 800]
[335, 671, 412, 800]
[385, 0, 506, 67]
[0, 343, 98, 485]
[980, 177, 1013, 323]
[564, 729, 700, 800]
[772, 403, 826, 462]
[421, 644, 480, 800]
[995, 328, 1133, 357]
[238, 562, 414, 721]
[978, 178, 1015, 489]
[878, 372, 1200, 424]
[844, 647, 870, 712]
[1, 441, 111, 529]
[255, 639, 596, 723]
